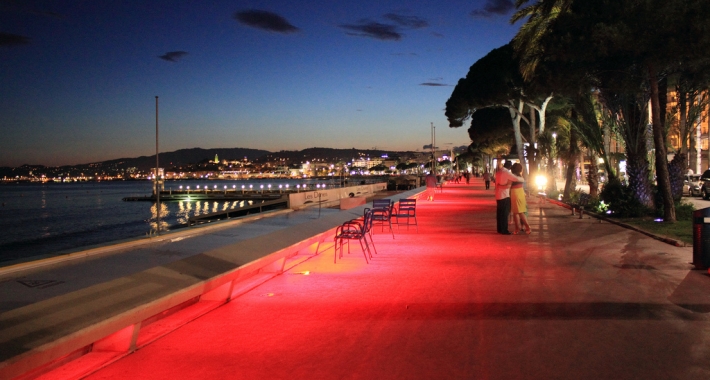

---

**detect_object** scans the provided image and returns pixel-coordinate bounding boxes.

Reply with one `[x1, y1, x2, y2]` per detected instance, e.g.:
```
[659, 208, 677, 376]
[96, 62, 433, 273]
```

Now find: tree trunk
[509, 99, 528, 179]
[563, 128, 578, 201]
[649, 64, 675, 222]
[669, 153, 686, 202]
[627, 152, 654, 208]
[679, 88, 688, 154]
[529, 106, 537, 183]
[588, 150, 599, 197]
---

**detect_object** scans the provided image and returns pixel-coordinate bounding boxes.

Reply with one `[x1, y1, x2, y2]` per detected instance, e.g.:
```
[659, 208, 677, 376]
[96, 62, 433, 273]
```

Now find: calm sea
[0, 178, 354, 264]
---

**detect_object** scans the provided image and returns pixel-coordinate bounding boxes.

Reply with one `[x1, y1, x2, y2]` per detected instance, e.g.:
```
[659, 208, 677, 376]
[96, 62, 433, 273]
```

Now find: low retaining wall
[288, 183, 387, 210]
[0, 186, 423, 380]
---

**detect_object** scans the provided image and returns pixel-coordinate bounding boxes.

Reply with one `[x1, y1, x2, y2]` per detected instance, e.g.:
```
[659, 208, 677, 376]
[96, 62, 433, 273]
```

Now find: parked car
[700, 170, 710, 199]
[684, 174, 702, 197]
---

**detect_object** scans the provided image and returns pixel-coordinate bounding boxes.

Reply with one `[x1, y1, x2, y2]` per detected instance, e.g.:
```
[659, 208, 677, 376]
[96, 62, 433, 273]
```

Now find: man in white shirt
[495, 161, 525, 234]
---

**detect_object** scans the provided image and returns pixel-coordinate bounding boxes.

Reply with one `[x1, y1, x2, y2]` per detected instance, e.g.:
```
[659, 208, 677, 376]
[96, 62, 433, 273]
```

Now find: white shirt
[494, 168, 524, 200]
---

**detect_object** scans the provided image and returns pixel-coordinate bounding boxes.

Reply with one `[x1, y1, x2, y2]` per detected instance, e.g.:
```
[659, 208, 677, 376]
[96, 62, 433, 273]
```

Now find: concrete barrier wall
[288, 183, 387, 209]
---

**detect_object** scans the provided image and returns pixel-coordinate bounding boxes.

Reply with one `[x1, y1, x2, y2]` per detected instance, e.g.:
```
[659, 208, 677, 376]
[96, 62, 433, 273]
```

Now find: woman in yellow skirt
[510, 163, 531, 234]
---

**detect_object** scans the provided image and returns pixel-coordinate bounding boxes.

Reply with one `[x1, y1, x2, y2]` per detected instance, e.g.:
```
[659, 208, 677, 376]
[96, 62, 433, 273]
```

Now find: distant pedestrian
[510, 163, 531, 234]
[465, 172, 470, 184]
[483, 171, 491, 190]
[425, 172, 438, 201]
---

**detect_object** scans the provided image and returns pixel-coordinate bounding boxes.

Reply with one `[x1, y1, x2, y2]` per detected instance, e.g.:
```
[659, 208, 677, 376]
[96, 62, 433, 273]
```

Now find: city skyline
[0, 0, 519, 167]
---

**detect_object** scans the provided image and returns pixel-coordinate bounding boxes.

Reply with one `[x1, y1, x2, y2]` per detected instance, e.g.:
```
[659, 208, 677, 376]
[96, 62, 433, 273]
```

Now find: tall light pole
[431, 122, 436, 174]
[155, 96, 160, 236]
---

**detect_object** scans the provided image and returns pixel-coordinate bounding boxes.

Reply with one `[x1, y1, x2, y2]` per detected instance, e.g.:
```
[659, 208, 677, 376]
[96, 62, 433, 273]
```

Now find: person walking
[510, 163, 531, 234]
[494, 161, 524, 235]
[425, 171, 438, 201]
[483, 170, 491, 190]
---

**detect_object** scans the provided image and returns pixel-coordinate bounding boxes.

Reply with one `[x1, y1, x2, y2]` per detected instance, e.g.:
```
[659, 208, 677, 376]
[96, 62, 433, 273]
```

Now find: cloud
[0, 33, 30, 46]
[470, 0, 515, 18]
[340, 12, 429, 41]
[383, 13, 428, 29]
[431, 32, 444, 38]
[420, 82, 451, 87]
[233, 9, 299, 33]
[339, 21, 402, 41]
[158, 51, 188, 62]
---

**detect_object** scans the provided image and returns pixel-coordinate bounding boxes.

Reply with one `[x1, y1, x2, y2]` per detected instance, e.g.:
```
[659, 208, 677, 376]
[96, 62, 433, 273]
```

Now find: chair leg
[359, 239, 369, 263]
[367, 232, 378, 255]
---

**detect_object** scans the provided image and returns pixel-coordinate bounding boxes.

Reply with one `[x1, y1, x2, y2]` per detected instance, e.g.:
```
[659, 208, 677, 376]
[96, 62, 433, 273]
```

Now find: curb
[544, 198, 688, 248]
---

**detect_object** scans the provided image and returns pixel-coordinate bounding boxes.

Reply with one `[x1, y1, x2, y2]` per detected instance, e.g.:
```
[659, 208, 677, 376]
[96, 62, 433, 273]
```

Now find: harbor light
[268, 184, 271, 189]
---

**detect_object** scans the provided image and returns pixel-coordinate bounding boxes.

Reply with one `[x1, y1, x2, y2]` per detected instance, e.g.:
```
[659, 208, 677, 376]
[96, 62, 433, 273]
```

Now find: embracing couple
[494, 160, 531, 235]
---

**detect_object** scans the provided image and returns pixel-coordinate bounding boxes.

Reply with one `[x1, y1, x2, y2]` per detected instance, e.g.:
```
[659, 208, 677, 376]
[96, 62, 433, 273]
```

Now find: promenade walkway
[68, 180, 710, 380]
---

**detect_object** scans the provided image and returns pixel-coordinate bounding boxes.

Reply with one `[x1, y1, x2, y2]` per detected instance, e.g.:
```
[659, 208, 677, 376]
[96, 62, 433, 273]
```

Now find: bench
[571, 193, 591, 217]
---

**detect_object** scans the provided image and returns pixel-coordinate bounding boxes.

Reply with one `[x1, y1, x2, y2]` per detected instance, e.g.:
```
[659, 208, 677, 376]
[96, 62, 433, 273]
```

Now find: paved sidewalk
[65, 181, 710, 379]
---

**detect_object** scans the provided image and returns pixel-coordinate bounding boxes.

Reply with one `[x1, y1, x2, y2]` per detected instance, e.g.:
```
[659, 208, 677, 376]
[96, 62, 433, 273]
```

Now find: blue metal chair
[333, 210, 374, 263]
[393, 198, 418, 232]
[371, 199, 394, 239]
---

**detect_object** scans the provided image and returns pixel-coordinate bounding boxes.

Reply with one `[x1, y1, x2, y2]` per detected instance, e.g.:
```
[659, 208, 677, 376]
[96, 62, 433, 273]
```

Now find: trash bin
[693, 207, 710, 268]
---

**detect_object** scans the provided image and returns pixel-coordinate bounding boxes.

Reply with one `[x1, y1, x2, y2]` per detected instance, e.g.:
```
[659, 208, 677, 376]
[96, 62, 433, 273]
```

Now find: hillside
[95, 147, 272, 171]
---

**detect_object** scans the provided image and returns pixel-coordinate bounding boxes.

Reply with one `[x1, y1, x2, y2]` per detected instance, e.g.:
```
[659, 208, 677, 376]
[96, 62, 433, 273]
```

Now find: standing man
[495, 161, 524, 235]
[425, 171, 438, 201]
[483, 170, 491, 190]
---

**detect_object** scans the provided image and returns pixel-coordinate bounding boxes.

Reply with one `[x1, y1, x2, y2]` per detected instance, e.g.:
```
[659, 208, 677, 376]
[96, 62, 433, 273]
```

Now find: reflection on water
[0, 178, 386, 262]
[147, 203, 170, 233]
[165, 199, 261, 229]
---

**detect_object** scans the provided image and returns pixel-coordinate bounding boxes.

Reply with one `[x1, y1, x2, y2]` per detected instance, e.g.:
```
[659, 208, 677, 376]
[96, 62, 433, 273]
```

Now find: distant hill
[258, 147, 413, 163]
[0, 147, 426, 179]
[96, 147, 272, 171]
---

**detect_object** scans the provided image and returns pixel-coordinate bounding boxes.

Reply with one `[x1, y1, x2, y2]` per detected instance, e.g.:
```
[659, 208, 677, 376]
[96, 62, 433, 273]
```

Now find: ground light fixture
[535, 174, 548, 193]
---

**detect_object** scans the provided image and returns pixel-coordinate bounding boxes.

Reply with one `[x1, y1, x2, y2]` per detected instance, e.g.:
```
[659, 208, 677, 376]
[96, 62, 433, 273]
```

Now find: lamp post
[155, 96, 160, 236]
[431, 122, 436, 174]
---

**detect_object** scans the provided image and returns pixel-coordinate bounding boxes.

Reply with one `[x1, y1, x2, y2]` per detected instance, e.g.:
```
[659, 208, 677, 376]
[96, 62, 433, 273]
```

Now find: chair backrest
[396, 198, 416, 216]
[362, 209, 374, 233]
[372, 199, 392, 210]
[399, 199, 416, 209]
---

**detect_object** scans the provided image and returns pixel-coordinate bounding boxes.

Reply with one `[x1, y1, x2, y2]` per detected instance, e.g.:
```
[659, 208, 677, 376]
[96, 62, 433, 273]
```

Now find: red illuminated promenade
[86, 181, 708, 380]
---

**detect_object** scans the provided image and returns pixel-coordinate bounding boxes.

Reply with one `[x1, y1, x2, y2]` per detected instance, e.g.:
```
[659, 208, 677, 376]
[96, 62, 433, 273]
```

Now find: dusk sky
[0, 0, 520, 167]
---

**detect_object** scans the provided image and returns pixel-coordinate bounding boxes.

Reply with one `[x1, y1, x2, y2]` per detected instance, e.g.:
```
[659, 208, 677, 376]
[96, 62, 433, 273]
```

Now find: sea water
[0, 178, 353, 264]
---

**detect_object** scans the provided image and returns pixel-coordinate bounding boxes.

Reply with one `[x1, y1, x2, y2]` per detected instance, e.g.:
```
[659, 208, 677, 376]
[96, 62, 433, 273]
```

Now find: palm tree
[511, 0, 573, 81]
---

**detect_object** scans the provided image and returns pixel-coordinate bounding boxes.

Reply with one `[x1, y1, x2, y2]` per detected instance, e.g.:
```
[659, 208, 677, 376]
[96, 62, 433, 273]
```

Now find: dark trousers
[496, 198, 511, 233]
[485, 180, 490, 189]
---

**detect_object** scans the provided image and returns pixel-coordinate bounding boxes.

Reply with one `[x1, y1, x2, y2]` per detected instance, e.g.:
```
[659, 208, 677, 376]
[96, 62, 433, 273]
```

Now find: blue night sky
[0, 0, 519, 167]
